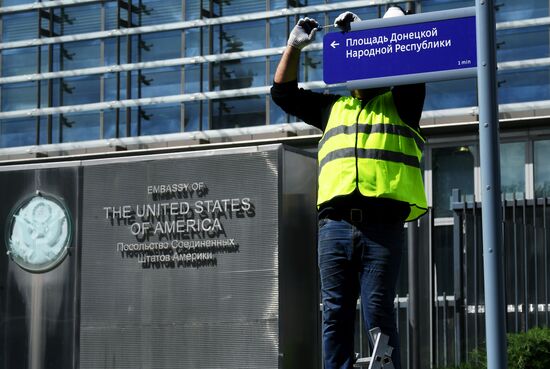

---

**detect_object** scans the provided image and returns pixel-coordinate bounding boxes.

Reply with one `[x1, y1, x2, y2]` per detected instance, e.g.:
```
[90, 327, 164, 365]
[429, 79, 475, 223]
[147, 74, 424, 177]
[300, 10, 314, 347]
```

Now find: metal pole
[126, 0, 133, 138]
[407, 221, 420, 369]
[452, 189, 465, 366]
[475, 1, 508, 369]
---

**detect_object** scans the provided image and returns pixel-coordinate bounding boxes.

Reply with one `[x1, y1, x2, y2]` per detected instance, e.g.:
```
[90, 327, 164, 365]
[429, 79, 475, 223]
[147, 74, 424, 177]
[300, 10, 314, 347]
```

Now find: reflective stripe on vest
[317, 93, 428, 221]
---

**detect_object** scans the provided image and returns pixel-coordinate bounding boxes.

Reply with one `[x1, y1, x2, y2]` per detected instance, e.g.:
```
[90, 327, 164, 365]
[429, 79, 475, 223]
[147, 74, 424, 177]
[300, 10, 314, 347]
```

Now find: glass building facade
[2, 0, 550, 367]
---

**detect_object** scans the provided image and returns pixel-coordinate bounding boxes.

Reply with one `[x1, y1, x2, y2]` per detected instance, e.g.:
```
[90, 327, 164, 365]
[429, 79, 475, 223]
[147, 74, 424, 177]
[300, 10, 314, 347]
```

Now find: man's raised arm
[271, 17, 339, 129]
[274, 17, 318, 83]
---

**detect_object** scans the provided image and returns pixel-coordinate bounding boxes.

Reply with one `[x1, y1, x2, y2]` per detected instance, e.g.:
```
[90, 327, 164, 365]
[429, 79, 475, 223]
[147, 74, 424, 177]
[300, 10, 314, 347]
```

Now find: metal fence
[436, 190, 550, 368]
[326, 191, 550, 369]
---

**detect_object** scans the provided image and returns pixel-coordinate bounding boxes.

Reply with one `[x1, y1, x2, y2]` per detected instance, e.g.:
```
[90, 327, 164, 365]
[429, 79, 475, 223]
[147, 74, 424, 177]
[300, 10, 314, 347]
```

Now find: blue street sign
[323, 7, 477, 87]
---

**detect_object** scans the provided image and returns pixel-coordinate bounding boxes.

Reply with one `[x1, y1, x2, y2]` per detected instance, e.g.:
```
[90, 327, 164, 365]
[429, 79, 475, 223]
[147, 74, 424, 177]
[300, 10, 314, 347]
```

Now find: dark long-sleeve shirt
[270, 80, 425, 132]
[270, 80, 426, 222]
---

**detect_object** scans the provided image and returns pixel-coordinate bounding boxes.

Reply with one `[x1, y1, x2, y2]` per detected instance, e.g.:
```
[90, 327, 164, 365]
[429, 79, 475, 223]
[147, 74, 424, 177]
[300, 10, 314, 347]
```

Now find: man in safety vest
[271, 6, 427, 369]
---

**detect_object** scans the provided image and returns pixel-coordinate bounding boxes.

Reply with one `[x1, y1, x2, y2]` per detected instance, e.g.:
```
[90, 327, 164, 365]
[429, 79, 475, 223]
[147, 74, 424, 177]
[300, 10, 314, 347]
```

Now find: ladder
[353, 328, 395, 369]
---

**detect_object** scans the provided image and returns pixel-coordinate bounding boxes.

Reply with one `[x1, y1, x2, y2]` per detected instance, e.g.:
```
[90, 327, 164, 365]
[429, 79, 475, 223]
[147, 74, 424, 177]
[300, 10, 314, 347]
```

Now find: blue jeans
[318, 218, 404, 369]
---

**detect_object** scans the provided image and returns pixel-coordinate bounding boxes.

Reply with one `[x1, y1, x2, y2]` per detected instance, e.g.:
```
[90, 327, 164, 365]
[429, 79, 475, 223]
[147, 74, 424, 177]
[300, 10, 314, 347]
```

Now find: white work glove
[334, 11, 361, 32]
[287, 17, 318, 50]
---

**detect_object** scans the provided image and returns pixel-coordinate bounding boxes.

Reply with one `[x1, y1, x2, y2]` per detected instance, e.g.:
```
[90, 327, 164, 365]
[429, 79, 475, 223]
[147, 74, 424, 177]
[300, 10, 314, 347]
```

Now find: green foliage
[436, 327, 550, 369]
[443, 348, 486, 369]
[507, 327, 550, 369]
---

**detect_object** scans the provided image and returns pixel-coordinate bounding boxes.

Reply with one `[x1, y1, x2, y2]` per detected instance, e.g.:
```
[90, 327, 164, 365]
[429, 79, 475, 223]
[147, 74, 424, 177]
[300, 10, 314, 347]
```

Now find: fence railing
[325, 193, 550, 369]
[445, 190, 550, 367]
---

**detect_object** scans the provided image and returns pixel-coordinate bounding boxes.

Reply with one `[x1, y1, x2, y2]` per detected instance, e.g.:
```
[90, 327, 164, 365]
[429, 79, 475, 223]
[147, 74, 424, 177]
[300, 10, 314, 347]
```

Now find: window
[221, 0, 265, 16]
[139, 31, 182, 62]
[269, 55, 288, 125]
[425, 79, 477, 110]
[139, 67, 181, 98]
[104, 73, 126, 101]
[103, 111, 124, 139]
[183, 64, 203, 94]
[270, 0, 287, 10]
[40, 45, 57, 73]
[500, 142, 525, 199]
[1, 0, 35, 6]
[270, 103, 288, 125]
[496, 0, 548, 22]
[184, 29, 201, 57]
[212, 21, 265, 54]
[212, 58, 265, 91]
[104, 37, 128, 65]
[139, 105, 181, 135]
[421, 0, 475, 12]
[2, 12, 35, 42]
[269, 18, 287, 48]
[211, 95, 265, 129]
[534, 140, 550, 198]
[432, 146, 475, 217]
[104, 1, 119, 30]
[1, 82, 36, 111]
[138, 0, 182, 26]
[62, 4, 102, 35]
[497, 27, 549, 63]
[328, 6, 379, 23]
[1, 47, 37, 77]
[0, 118, 36, 148]
[55, 112, 101, 143]
[185, 0, 201, 20]
[60, 76, 101, 106]
[60, 40, 102, 70]
[302, 51, 323, 82]
[183, 101, 204, 132]
[498, 68, 550, 104]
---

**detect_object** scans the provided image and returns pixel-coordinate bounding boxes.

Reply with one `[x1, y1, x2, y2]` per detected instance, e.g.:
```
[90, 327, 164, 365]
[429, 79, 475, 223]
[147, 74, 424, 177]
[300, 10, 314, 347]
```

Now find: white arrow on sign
[330, 40, 340, 49]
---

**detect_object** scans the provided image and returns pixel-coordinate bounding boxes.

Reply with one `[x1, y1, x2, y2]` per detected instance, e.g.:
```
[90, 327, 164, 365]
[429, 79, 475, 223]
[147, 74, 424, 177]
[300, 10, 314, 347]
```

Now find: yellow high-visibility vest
[317, 92, 428, 221]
